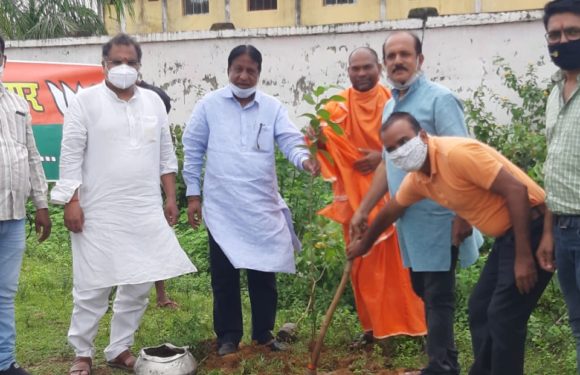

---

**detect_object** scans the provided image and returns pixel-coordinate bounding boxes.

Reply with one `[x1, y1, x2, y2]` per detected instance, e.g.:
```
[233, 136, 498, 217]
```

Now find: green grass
[11, 213, 577, 375]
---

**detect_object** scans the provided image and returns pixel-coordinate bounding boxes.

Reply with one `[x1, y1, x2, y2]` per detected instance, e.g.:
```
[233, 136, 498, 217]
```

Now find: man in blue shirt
[183, 45, 319, 357]
[351, 31, 481, 375]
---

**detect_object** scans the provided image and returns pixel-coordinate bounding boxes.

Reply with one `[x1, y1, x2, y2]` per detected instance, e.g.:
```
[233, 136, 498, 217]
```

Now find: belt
[553, 213, 580, 228]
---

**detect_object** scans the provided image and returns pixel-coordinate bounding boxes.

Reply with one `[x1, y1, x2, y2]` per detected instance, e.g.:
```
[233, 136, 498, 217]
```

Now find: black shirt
[137, 81, 171, 114]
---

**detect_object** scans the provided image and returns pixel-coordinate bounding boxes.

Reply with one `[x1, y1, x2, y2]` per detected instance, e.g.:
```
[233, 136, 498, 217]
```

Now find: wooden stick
[306, 260, 353, 375]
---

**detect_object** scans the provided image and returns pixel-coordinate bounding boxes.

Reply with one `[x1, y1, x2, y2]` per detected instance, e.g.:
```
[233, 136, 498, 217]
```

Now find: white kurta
[51, 83, 196, 291]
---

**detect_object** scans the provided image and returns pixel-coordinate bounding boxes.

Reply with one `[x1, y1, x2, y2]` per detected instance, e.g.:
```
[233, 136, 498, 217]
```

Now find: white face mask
[230, 83, 256, 99]
[107, 64, 138, 90]
[386, 135, 428, 172]
[387, 59, 422, 91]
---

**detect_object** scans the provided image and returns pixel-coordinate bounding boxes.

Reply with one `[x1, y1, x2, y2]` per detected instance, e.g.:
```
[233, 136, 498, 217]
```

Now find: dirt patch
[200, 341, 293, 373]
[196, 339, 418, 375]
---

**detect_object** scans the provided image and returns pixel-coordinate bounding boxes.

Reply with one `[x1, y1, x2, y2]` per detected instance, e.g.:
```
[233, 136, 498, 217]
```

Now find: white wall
[6, 10, 554, 127]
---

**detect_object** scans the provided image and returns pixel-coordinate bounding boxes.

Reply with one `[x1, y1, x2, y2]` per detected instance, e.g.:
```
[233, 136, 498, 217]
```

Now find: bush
[464, 56, 552, 184]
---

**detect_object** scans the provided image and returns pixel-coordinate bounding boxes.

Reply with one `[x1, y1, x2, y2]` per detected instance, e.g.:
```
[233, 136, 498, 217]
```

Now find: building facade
[104, 0, 548, 34]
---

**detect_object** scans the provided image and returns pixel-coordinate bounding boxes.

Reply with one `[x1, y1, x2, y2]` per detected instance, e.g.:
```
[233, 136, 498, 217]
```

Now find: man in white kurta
[51, 34, 196, 374]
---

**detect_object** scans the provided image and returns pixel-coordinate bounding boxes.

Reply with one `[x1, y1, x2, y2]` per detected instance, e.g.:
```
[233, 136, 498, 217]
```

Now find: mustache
[393, 65, 408, 73]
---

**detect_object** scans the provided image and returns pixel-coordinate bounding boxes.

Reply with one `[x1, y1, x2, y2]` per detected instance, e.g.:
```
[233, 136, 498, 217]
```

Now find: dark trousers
[411, 247, 459, 375]
[208, 231, 277, 346]
[468, 216, 553, 375]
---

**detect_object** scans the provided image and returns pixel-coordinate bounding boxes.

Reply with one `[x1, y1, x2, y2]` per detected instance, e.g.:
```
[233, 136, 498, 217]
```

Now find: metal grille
[184, 0, 209, 15]
[324, 0, 355, 5]
[248, 0, 278, 11]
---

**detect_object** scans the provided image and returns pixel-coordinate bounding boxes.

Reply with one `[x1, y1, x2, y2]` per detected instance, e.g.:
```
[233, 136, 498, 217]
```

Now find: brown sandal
[107, 349, 136, 371]
[156, 299, 179, 309]
[69, 356, 92, 375]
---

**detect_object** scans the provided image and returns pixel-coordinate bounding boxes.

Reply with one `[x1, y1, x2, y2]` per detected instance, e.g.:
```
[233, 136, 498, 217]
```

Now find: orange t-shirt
[395, 136, 546, 237]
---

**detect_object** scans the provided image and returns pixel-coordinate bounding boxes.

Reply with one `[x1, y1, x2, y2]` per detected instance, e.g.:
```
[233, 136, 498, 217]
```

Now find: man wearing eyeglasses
[536, 1, 580, 373]
[51, 33, 196, 375]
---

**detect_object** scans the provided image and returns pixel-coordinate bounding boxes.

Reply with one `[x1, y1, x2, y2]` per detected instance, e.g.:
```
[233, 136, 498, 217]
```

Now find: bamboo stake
[305, 260, 353, 375]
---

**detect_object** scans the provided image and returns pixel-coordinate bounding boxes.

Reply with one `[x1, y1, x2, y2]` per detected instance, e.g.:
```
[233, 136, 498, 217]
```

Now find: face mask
[107, 64, 138, 90]
[549, 39, 580, 71]
[230, 83, 256, 98]
[386, 135, 428, 172]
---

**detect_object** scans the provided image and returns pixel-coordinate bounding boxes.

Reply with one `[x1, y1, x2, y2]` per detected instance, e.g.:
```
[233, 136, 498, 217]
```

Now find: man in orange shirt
[348, 112, 553, 375]
[316, 48, 426, 343]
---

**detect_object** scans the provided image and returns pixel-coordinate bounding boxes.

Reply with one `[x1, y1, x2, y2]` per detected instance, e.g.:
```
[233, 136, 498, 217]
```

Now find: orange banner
[3, 61, 104, 125]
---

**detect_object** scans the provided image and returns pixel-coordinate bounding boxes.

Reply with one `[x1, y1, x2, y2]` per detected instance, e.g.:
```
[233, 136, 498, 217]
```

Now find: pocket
[10, 112, 28, 145]
[141, 115, 159, 143]
[252, 122, 274, 152]
[554, 218, 580, 251]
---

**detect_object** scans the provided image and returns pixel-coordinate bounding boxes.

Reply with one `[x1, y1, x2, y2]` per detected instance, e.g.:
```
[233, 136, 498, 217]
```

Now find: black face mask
[549, 38, 580, 71]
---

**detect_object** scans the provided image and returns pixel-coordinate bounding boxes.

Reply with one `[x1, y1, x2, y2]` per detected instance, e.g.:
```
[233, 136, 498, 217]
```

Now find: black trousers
[208, 231, 277, 346]
[411, 247, 459, 375]
[468, 216, 553, 375]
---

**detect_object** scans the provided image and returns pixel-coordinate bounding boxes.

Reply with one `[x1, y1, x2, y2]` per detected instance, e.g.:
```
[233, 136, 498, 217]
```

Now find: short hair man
[183, 44, 319, 356]
[349, 112, 553, 375]
[314, 46, 426, 343]
[351, 31, 481, 374]
[0, 35, 51, 375]
[51, 33, 196, 375]
[537, 0, 580, 372]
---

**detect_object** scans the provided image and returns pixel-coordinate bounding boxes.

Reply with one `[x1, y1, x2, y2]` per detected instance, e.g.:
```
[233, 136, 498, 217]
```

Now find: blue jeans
[554, 215, 580, 374]
[0, 219, 25, 371]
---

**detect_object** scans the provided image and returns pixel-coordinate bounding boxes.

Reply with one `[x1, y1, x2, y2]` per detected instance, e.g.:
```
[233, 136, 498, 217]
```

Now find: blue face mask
[230, 83, 257, 98]
[549, 38, 580, 71]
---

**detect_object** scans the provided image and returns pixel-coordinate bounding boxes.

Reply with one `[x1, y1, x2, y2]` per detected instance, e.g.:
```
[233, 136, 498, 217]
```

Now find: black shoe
[262, 339, 287, 352]
[217, 342, 238, 356]
[0, 363, 31, 375]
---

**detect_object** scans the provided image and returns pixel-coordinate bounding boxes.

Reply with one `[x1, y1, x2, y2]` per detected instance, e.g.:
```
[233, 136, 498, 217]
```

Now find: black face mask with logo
[549, 39, 580, 71]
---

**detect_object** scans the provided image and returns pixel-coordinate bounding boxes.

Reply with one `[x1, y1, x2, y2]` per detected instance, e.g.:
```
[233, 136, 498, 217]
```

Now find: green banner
[32, 124, 62, 182]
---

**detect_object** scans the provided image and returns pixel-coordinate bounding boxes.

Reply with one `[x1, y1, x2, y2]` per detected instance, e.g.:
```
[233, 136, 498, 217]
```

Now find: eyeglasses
[105, 59, 140, 68]
[545, 27, 580, 44]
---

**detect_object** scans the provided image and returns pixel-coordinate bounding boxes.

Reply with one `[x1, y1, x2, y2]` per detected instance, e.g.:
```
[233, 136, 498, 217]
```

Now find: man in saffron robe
[316, 47, 426, 342]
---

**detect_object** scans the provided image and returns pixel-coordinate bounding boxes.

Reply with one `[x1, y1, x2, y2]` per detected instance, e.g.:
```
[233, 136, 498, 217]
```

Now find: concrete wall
[7, 10, 555, 127]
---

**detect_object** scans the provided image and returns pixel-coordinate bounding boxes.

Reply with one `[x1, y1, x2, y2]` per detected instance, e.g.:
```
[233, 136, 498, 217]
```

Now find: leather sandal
[106, 350, 136, 371]
[156, 299, 179, 309]
[69, 356, 92, 375]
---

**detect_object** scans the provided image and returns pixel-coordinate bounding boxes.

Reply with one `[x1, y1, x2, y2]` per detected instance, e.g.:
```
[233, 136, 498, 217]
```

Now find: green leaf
[303, 93, 315, 105]
[319, 149, 334, 166]
[309, 118, 321, 128]
[300, 113, 317, 121]
[328, 95, 346, 102]
[327, 121, 344, 135]
[308, 144, 318, 155]
[317, 109, 331, 121]
[314, 86, 326, 97]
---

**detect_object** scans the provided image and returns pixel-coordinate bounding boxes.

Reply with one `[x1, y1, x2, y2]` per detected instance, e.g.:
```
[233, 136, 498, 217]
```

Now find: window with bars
[184, 0, 209, 15]
[248, 0, 277, 11]
[324, 0, 355, 5]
